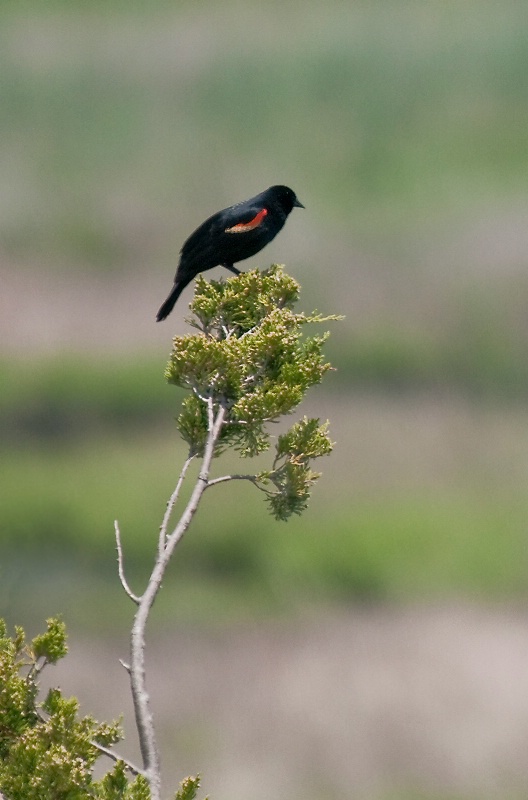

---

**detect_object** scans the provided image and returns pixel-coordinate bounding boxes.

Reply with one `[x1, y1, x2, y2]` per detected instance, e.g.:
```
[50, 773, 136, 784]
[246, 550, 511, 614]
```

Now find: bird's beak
[294, 197, 305, 209]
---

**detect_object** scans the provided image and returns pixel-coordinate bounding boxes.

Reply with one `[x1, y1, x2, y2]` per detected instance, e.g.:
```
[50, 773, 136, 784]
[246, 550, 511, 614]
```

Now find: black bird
[156, 185, 304, 321]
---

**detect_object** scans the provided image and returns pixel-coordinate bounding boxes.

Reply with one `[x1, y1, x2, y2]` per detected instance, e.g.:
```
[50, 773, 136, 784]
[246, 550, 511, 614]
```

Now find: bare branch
[128, 398, 226, 800]
[158, 453, 195, 556]
[114, 520, 141, 605]
[90, 740, 145, 777]
[205, 474, 258, 488]
[206, 474, 275, 498]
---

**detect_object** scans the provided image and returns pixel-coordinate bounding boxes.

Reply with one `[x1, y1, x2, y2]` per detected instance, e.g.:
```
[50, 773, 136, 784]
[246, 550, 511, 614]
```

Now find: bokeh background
[2, 1, 528, 798]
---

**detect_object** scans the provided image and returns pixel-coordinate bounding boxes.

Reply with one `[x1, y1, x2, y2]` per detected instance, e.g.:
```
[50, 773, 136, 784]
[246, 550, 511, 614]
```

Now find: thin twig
[206, 473, 274, 497]
[114, 520, 141, 605]
[158, 453, 195, 556]
[90, 740, 145, 777]
[205, 474, 258, 488]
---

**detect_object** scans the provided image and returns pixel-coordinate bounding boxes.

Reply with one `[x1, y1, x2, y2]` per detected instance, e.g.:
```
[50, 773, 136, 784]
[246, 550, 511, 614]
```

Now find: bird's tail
[156, 280, 186, 322]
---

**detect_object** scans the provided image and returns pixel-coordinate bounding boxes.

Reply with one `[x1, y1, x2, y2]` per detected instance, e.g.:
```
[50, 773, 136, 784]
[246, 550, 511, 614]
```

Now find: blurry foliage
[329, 320, 528, 399]
[0, 357, 176, 442]
[0, 0, 527, 266]
[2, 430, 528, 632]
[3, 302, 528, 449]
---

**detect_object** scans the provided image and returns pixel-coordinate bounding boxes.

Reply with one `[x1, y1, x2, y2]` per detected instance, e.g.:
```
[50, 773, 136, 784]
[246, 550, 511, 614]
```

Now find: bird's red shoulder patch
[225, 208, 268, 234]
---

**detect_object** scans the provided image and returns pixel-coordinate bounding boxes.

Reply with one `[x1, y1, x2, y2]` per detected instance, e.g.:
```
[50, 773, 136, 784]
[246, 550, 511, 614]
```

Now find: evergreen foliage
[167, 265, 338, 519]
[0, 618, 203, 800]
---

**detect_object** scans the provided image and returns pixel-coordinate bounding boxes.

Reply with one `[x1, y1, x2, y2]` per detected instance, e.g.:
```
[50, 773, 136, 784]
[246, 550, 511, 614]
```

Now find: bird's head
[268, 185, 305, 213]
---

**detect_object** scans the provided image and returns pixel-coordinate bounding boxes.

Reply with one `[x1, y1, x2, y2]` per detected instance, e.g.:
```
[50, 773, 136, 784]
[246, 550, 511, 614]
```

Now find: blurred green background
[2, 1, 528, 798]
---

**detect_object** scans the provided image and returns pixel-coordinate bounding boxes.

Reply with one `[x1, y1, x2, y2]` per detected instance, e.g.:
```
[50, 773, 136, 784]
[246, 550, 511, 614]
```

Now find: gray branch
[158, 453, 195, 556]
[206, 473, 258, 488]
[127, 398, 226, 800]
[114, 520, 141, 605]
[206, 473, 274, 497]
[90, 740, 145, 778]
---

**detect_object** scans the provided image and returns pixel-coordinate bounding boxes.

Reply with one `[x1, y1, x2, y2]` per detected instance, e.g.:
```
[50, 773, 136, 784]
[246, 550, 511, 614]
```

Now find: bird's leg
[222, 264, 241, 276]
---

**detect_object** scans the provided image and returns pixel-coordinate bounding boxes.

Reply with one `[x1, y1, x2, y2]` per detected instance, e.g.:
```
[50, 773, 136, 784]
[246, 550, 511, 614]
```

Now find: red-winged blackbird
[156, 184, 304, 321]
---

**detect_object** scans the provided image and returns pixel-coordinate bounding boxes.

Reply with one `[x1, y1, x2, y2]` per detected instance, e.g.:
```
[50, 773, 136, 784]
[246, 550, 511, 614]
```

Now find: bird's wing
[177, 199, 269, 277]
[222, 206, 268, 234]
[179, 213, 221, 264]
